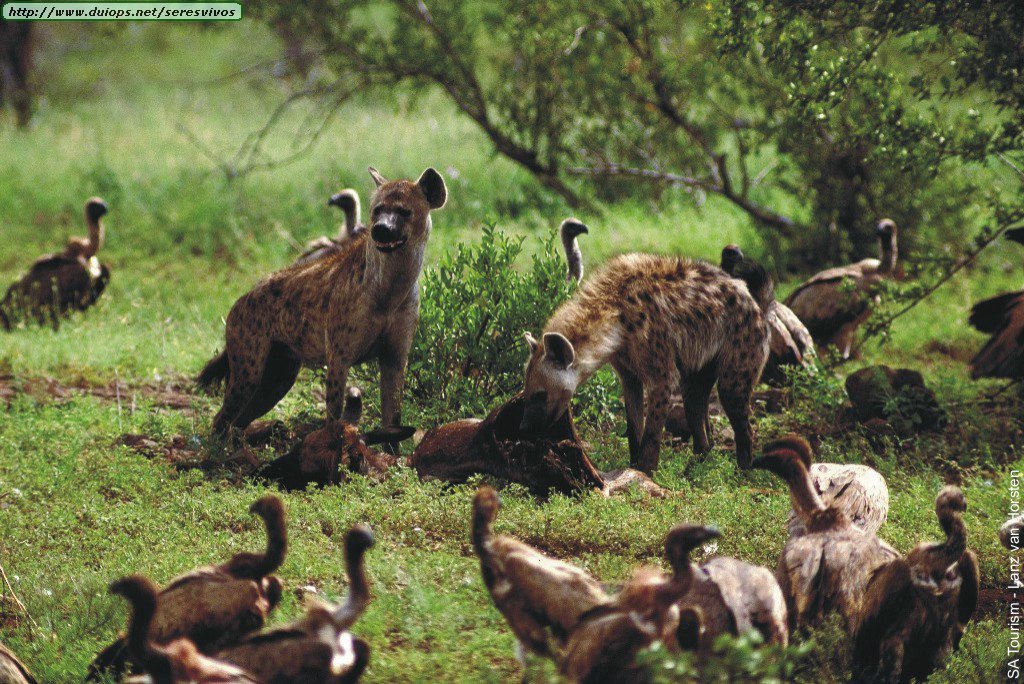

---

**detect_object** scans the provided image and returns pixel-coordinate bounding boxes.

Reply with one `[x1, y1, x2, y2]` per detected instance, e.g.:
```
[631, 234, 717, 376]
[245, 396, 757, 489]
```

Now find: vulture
[752, 435, 898, 631]
[216, 524, 374, 684]
[720, 245, 816, 383]
[471, 486, 612, 665]
[784, 219, 899, 358]
[295, 189, 364, 265]
[0, 643, 36, 684]
[854, 486, 979, 683]
[968, 226, 1024, 379]
[89, 496, 287, 680]
[560, 218, 589, 284]
[777, 438, 889, 538]
[110, 575, 260, 684]
[1002, 514, 1023, 550]
[558, 525, 714, 684]
[1, 197, 110, 330]
[700, 555, 789, 647]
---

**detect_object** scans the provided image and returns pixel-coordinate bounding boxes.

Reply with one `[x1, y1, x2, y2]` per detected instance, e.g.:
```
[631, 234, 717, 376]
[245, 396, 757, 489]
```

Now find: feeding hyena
[521, 254, 769, 473]
[198, 167, 446, 443]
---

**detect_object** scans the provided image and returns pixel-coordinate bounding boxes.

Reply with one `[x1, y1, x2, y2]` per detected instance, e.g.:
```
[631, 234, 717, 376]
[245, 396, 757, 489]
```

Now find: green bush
[407, 224, 574, 421]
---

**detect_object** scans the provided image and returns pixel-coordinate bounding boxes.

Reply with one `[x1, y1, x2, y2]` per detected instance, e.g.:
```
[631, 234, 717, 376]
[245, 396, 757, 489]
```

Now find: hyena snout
[519, 391, 556, 435]
[370, 217, 407, 252]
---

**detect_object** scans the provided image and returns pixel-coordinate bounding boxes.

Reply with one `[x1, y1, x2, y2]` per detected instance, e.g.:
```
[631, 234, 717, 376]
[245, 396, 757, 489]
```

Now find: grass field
[0, 21, 1020, 683]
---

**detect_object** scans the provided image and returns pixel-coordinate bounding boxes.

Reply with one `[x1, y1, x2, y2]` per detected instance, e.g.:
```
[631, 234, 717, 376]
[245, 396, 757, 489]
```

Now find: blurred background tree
[244, 0, 1022, 270]
[0, 18, 34, 127]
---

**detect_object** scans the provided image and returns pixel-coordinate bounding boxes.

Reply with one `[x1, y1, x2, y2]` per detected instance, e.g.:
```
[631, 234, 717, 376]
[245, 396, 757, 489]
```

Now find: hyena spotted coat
[521, 254, 769, 473]
[199, 167, 446, 439]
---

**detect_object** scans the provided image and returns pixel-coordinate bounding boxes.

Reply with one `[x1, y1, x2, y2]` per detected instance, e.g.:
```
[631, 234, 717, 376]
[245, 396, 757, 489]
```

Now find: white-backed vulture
[110, 575, 259, 684]
[720, 245, 816, 381]
[560, 218, 589, 284]
[471, 486, 611, 665]
[89, 496, 287, 680]
[777, 438, 889, 538]
[701, 555, 789, 646]
[558, 525, 713, 684]
[217, 524, 374, 684]
[295, 189, 364, 265]
[784, 219, 898, 358]
[752, 435, 898, 631]
[0, 643, 36, 684]
[969, 226, 1024, 379]
[1, 197, 110, 330]
[854, 486, 979, 683]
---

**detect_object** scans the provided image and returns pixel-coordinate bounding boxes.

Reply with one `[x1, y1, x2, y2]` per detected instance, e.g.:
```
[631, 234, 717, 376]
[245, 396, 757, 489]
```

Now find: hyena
[198, 167, 446, 440]
[521, 254, 769, 473]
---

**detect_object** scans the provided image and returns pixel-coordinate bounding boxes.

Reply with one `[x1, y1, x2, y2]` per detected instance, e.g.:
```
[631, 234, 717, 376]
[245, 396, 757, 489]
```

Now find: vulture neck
[877, 234, 897, 275]
[562, 234, 583, 284]
[788, 461, 834, 529]
[342, 200, 361, 239]
[333, 542, 371, 630]
[85, 214, 104, 258]
[937, 508, 967, 565]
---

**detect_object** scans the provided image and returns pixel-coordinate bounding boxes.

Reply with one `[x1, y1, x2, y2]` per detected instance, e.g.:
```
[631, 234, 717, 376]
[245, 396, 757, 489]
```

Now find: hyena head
[520, 331, 579, 434]
[366, 167, 447, 254]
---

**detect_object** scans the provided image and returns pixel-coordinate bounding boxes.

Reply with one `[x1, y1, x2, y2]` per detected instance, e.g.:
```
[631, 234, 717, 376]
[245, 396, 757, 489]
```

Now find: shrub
[407, 224, 573, 421]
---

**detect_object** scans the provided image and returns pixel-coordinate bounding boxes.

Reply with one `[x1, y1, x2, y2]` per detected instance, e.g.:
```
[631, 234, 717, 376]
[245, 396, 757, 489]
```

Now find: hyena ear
[368, 167, 388, 188]
[416, 167, 447, 209]
[542, 332, 575, 369]
[523, 332, 539, 352]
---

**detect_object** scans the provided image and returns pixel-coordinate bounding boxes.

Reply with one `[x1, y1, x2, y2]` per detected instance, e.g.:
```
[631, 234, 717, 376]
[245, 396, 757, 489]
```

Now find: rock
[845, 365, 946, 437]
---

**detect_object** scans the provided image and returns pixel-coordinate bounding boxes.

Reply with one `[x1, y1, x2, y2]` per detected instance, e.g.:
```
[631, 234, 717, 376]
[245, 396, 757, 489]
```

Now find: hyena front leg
[378, 314, 416, 454]
[636, 375, 677, 474]
[614, 363, 645, 461]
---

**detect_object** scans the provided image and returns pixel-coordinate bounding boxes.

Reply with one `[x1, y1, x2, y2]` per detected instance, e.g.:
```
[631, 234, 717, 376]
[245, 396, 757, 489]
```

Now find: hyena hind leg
[212, 337, 272, 436]
[683, 360, 718, 455]
[232, 342, 303, 430]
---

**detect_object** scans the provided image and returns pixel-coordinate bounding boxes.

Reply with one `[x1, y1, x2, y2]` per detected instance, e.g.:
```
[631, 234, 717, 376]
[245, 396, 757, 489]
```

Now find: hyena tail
[196, 350, 229, 392]
[732, 259, 775, 312]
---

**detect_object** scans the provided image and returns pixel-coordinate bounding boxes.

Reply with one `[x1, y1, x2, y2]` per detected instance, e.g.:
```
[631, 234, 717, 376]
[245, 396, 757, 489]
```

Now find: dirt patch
[0, 373, 200, 410]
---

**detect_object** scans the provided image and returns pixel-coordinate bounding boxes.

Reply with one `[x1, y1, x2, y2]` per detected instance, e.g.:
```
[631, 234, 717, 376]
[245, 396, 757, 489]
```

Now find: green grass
[0, 21, 1019, 683]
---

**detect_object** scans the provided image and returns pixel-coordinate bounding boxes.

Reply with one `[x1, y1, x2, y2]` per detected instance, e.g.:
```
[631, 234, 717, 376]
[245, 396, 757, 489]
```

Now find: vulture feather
[471, 486, 612, 664]
[296, 189, 365, 265]
[110, 575, 260, 684]
[89, 496, 287, 680]
[558, 525, 712, 683]
[217, 524, 374, 684]
[0, 643, 36, 684]
[752, 435, 898, 631]
[720, 245, 816, 380]
[2, 198, 110, 330]
[784, 219, 898, 358]
[559, 218, 589, 284]
[853, 486, 979, 683]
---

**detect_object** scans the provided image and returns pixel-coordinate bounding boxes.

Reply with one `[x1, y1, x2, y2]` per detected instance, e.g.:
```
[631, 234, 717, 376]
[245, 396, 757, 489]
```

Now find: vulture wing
[853, 559, 915, 673]
[0, 643, 36, 684]
[969, 290, 1024, 378]
[956, 550, 980, 641]
[500, 542, 611, 637]
[774, 303, 816, 361]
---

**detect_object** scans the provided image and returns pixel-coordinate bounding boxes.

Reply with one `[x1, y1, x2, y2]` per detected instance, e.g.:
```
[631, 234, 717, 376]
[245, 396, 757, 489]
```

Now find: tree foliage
[249, 0, 1024, 268]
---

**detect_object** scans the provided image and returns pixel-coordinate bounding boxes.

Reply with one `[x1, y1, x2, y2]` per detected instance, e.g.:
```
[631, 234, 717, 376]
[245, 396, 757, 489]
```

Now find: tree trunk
[0, 19, 33, 127]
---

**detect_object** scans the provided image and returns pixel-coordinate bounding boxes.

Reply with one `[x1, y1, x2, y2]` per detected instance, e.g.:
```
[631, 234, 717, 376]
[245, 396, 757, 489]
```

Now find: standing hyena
[198, 167, 446, 439]
[521, 254, 769, 473]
